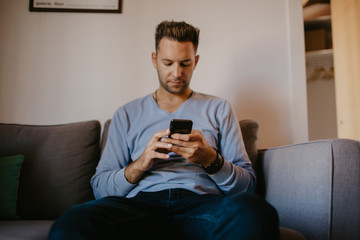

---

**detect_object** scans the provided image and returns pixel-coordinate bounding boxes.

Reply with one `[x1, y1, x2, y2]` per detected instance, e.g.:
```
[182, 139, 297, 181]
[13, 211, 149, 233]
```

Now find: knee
[226, 192, 278, 220]
[48, 203, 94, 240]
[48, 221, 68, 240]
[220, 192, 280, 237]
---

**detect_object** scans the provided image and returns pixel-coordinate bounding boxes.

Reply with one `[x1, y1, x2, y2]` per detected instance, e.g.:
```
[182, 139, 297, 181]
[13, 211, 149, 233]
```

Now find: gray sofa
[0, 119, 359, 240]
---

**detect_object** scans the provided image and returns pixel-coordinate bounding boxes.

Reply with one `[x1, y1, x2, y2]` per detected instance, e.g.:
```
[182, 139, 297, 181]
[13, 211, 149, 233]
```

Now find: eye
[162, 60, 173, 66]
[181, 61, 192, 67]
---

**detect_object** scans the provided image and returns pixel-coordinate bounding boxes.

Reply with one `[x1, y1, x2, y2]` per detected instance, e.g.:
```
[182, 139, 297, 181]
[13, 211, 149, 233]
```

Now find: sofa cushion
[101, 119, 259, 165]
[0, 220, 54, 240]
[0, 155, 24, 220]
[0, 121, 101, 220]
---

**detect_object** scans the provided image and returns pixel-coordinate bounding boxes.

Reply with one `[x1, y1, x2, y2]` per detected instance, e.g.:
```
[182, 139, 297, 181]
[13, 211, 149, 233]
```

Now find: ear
[194, 55, 200, 69]
[151, 52, 158, 69]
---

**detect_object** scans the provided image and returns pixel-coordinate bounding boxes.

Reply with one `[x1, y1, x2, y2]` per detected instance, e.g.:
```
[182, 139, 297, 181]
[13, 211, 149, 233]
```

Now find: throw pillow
[0, 155, 24, 220]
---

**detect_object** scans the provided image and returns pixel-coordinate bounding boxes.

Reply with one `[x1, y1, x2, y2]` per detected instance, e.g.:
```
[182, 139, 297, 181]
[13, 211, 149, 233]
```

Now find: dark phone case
[169, 119, 193, 136]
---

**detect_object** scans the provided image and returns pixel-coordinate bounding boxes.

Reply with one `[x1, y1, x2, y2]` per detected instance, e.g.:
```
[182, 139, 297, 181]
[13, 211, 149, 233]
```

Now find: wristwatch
[203, 150, 224, 175]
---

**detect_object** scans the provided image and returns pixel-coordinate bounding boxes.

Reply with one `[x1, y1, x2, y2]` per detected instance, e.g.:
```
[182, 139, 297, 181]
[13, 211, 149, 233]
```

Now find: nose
[171, 63, 182, 78]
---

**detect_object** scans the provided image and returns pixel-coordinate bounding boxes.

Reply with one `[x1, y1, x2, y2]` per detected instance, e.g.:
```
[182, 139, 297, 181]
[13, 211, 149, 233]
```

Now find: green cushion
[0, 155, 24, 220]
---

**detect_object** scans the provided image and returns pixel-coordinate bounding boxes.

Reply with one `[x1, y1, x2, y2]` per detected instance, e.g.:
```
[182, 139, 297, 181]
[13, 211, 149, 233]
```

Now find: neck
[153, 88, 193, 113]
[156, 87, 193, 101]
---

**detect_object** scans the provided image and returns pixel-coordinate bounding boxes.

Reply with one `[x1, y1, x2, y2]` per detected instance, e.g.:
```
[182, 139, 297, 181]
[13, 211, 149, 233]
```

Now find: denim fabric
[49, 189, 279, 240]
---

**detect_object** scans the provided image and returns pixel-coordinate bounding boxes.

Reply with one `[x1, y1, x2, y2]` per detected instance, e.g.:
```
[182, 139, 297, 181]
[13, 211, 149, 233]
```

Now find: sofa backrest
[0, 120, 101, 220]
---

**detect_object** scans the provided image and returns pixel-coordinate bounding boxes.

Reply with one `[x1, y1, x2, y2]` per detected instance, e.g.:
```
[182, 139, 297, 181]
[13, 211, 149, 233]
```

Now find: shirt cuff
[208, 159, 233, 183]
[115, 167, 137, 196]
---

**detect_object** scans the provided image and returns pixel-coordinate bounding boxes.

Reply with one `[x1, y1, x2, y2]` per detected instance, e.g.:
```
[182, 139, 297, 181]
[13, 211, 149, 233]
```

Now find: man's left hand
[162, 130, 217, 168]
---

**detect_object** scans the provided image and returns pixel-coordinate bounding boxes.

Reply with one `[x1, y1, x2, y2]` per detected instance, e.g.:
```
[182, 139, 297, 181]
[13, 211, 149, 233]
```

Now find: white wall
[0, 0, 307, 149]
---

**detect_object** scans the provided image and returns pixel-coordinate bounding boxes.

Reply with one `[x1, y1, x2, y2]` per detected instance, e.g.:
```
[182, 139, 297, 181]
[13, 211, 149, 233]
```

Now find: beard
[157, 74, 191, 95]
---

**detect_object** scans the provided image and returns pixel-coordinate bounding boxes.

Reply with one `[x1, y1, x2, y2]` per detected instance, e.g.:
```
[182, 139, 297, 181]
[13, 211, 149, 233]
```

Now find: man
[49, 20, 280, 240]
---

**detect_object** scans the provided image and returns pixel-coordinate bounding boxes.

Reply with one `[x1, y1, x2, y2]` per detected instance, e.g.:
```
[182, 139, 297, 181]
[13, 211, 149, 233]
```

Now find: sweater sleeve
[91, 108, 136, 199]
[208, 101, 256, 194]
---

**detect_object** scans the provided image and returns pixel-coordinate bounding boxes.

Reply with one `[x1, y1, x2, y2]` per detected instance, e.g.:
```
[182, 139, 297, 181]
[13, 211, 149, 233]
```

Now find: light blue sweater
[91, 92, 255, 199]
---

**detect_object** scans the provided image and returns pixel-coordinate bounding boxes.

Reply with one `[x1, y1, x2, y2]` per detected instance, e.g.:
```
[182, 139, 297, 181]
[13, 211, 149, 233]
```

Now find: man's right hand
[124, 129, 172, 184]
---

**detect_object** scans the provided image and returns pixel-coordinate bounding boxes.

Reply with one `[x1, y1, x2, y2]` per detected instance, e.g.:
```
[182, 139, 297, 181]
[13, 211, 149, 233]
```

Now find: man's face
[152, 38, 199, 95]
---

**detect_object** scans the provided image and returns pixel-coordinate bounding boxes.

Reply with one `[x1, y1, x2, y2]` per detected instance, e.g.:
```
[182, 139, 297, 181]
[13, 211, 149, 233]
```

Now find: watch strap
[203, 150, 224, 175]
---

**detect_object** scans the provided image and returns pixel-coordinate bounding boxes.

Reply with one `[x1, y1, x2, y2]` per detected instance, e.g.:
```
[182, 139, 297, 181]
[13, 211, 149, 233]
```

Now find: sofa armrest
[256, 139, 360, 240]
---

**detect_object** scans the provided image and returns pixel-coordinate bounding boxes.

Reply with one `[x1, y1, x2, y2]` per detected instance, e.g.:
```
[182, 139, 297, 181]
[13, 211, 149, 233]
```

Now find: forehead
[157, 38, 196, 58]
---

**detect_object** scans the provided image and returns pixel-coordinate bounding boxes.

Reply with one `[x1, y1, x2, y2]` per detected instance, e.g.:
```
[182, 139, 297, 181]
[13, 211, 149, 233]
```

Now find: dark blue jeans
[49, 189, 280, 240]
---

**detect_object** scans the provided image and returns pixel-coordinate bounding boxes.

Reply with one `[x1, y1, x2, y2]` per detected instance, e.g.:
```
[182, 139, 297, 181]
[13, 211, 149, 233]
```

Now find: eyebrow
[162, 58, 192, 62]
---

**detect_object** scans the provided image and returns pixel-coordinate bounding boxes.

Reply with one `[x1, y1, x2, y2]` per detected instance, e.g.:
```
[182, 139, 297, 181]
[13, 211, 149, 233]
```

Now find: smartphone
[169, 119, 193, 137]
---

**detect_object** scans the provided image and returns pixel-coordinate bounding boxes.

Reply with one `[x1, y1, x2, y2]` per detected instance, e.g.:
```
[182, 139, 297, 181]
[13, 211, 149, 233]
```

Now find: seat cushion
[280, 226, 307, 240]
[0, 221, 304, 240]
[0, 220, 54, 240]
[0, 121, 101, 220]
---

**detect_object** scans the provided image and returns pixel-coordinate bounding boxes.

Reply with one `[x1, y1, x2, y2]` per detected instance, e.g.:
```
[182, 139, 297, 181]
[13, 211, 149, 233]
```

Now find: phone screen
[169, 119, 193, 137]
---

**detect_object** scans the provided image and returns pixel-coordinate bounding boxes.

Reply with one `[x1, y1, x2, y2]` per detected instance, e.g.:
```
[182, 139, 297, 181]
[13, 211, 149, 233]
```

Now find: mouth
[163, 78, 189, 93]
[169, 78, 185, 83]
[168, 80, 185, 86]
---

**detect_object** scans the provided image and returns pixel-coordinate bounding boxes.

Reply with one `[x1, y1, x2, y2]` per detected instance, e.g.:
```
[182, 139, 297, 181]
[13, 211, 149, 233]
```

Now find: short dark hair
[155, 20, 200, 53]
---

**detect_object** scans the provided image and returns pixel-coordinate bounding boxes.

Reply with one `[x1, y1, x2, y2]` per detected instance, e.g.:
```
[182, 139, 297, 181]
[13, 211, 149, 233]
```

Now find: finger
[170, 145, 192, 158]
[169, 132, 192, 141]
[153, 141, 173, 150]
[151, 151, 170, 159]
[155, 148, 171, 154]
[146, 130, 170, 147]
[162, 137, 190, 148]
[171, 132, 201, 142]
[145, 142, 171, 157]
[155, 129, 171, 138]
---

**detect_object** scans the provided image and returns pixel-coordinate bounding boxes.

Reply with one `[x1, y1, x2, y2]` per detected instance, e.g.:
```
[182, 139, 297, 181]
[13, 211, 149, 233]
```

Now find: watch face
[204, 152, 223, 175]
